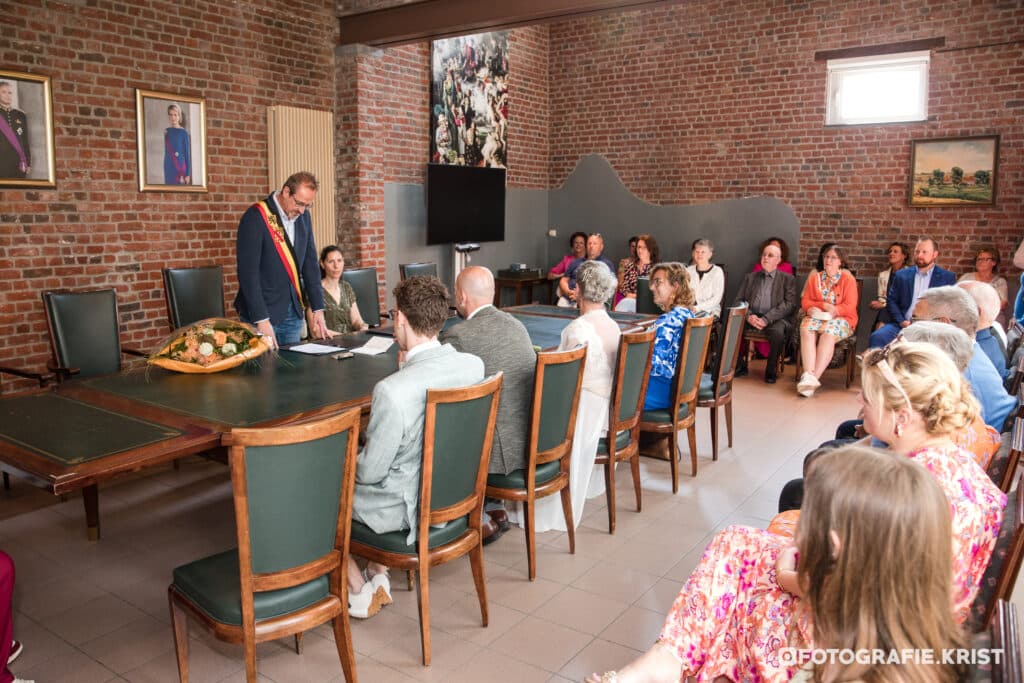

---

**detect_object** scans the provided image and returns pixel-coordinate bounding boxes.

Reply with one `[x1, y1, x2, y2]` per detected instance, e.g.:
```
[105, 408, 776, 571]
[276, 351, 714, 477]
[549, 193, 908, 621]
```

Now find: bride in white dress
[530, 260, 621, 532]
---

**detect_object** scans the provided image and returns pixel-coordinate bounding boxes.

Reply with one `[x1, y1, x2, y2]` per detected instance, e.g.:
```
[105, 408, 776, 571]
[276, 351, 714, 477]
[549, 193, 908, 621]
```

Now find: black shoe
[487, 509, 511, 533]
[735, 364, 749, 377]
[765, 375, 777, 384]
[481, 517, 506, 546]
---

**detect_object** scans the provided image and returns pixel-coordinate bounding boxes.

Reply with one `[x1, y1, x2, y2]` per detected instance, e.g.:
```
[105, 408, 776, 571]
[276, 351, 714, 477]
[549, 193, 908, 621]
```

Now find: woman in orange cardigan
[797, 243, 858, 397]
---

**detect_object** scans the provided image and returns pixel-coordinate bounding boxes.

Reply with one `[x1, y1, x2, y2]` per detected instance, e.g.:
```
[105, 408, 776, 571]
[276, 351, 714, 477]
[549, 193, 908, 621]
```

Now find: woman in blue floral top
[644, 262, 696, 410]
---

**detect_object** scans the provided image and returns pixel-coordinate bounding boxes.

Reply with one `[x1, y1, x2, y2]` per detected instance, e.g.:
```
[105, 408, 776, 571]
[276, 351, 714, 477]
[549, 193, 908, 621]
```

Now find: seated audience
[531, 261, 620, 530]
[734, 242, 797, 384]
[557, 233, 615, 307]
[317, 246, 368, 335]
[869, 237, 956, 348]
[347, 276, 484, 619]
[441, 266, 536, 544]
[750, 236, 795, 360]
[685, 238, 725, 317]
[870, 240, 910, 329]
[959, 244, 1008, 326]
[615, 235, 638, 286]
[960, 279, 1011, 381]
[796, 243, 858, 397]
[548, 231, 587, 281]
[643, 262, 696, 410]
[913, 286, 1016, 431]
[1, 550, 32, 683]
[614, 233, 658, 312]
[586, 444, 974, 683]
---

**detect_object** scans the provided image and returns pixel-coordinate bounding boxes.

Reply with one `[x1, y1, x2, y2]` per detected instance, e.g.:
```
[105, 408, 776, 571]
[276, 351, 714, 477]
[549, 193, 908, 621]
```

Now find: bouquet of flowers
[148, 318, 271, 374]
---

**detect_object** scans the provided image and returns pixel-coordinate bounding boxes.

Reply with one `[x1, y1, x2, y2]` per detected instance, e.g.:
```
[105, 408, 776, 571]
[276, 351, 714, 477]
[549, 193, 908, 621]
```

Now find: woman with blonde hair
[643, 262, 695, 410]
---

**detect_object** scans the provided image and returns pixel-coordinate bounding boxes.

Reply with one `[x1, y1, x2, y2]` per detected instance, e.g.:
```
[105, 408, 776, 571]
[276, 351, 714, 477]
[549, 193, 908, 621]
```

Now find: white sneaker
[368, 570, 392, 606]
[797, 372, 819, 397]
[348, 579, 388, 619]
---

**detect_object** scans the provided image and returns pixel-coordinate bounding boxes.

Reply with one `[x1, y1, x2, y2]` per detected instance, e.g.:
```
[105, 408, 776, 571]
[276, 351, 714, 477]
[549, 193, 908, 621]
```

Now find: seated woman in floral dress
[796, 243, 858, 397]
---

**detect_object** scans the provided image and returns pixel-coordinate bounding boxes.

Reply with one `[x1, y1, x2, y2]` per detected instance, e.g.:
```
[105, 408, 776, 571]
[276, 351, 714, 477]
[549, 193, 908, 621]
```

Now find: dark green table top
[81, 332, 399, 428]
[0, 393, 183, 465]
[505, 304, 656, 324]
[507, 311, 642, 350]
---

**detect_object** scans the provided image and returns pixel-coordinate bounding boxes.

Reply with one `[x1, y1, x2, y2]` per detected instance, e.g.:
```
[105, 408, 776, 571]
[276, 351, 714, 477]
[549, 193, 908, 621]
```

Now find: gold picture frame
[136, 89, 207, 192]
[0, 70, 56, 189]
[908, 135, 999, 207]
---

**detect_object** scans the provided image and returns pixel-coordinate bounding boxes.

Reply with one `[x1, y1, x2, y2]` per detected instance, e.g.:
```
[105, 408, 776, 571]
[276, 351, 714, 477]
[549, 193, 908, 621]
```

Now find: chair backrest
[1008, 354, 1024, 401]
[709, 303, 749, 393]
[972, 471, 1024, 631]
[227, 407, 360, 597]
[400, 262, 438, 281]
[529, 345, 587, 468]
[670, 315, 715, 414]
[162, 265, 225, 330]
[43, 289, 122, 378]
[988, 416, 1023, 493]
[636, 277, 660, 314]
[609, 327, 656, 436]
[421, 373, 503, 531]
[342, 266, 382, 327]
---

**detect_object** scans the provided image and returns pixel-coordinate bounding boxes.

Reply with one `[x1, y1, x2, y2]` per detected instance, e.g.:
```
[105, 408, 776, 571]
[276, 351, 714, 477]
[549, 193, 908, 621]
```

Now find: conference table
[0, 306, 658, 539]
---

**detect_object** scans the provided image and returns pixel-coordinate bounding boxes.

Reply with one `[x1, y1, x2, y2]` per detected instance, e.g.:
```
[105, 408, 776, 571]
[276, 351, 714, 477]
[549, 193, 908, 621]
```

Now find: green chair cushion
[487, 460, 561, 489]
[172, 549, 329, 626]
[641, 403, 690, 424]
[697, 374, 729, 401]
[596, 429, 632, 455]
[350, 516, 469, 555]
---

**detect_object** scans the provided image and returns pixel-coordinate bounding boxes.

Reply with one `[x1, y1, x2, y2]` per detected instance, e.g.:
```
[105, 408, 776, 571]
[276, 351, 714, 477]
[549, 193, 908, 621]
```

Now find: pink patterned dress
[658, 443, 1005, 683]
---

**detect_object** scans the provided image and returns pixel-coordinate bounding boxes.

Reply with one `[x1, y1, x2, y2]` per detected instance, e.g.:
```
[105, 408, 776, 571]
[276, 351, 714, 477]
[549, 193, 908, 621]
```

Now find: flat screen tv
[426, 164, 506, 245]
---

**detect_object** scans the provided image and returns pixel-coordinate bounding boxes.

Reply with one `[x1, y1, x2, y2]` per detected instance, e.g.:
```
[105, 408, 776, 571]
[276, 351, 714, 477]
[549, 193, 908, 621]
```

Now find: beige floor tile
[18, 646, 120, 682]
[572, 561, 660, 605]
[487, 570, 565, 612]
[598, 605, 667, 650]
[431, 591, 530, 646]
[532, 585, 629, 635]
[48, 593, 149, 645]
[447, 647, 553, 683]
[635, 577, 686, 614]
[488, 615, 592, 672]
[255, 630, 353, 682]
[78, 614, 177, 675]
[122, 637, 244, 683]
[17, 575, 111, 620]
[557, 638, 644, 681]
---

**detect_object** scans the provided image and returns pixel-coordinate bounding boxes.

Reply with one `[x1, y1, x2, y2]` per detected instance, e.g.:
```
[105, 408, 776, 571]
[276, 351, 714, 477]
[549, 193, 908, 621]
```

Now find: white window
[826, 51, 929, 125]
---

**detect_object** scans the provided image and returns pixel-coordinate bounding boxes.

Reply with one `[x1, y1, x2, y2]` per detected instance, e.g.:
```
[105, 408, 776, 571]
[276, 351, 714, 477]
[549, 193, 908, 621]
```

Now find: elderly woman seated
[796, 243, 858, 397]
[643, 262, 696, 411]
[686, 238, 725, 318]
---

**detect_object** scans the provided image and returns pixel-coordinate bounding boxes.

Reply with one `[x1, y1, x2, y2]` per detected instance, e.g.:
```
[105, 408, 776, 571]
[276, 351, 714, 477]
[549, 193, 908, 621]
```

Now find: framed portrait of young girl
[135, 89, 207, 192]
[0, 69, 56, 189]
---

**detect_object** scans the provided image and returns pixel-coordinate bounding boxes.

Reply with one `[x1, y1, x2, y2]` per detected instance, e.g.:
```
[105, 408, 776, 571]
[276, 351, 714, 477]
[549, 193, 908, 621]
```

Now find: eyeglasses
[910, 314, 955, 324]
[976, 256, 996, 262]
[287, 188, 314, 210]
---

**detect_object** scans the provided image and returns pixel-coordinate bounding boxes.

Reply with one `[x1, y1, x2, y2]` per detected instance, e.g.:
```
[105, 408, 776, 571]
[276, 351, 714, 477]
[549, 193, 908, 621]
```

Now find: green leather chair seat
[596, 429, 632, 455]
[487, 460, 561, 489]
[641, 402, 690, 424]
[350, 516, 469, 554]
[172, 549, 329, 626]
[697, 374, 730, 401]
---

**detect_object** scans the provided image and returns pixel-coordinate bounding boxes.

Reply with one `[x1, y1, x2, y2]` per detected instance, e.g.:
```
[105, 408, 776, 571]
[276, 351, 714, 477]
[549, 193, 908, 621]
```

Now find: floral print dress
[799, 271, 852, 340]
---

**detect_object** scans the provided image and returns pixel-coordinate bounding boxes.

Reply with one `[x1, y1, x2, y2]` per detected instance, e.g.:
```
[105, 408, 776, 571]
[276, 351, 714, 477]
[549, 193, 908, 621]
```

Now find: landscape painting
[908, 135, 999, 206]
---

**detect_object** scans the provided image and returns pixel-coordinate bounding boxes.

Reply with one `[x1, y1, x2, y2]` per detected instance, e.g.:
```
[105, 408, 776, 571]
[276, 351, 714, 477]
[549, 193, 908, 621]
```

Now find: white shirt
[910, 265, 934, 317]
[405, 339, 441, 362]
[271, 192, 297, 245]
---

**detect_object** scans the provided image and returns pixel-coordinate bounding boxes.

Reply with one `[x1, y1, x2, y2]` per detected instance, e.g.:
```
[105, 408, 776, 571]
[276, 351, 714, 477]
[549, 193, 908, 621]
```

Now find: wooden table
[493, 275, 553, 307]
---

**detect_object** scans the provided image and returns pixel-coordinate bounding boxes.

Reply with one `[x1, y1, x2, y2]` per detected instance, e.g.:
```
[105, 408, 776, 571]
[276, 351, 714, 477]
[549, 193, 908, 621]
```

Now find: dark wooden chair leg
[83, 483, 100, 541]
[406, 569, 414, 591]
[560, 486, 575, 554]
[725, 402, 734, 448]
[687, 425, 698, 477]
[168, 593, 190, 683]
[415, 564, 431, 665]
[709, 406, 719, 461]
[468, 542, 489, 627]
[604, 459, 616, 533]
[294, 632, 303, 654]
[525, 500, 537, 581]
[2, 471, 8, 490]
[630, 452, 642, 512]
[331, 611, 357, 683]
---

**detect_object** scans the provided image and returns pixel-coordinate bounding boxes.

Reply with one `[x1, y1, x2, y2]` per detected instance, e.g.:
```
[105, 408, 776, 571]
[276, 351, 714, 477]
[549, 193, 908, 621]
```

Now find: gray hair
[916, 286, 979, 340]
[576, 260, 617, 303]
[692, 238, 714, 252]
[958, 280, 1000, 326]
[899, 321, 974, 372]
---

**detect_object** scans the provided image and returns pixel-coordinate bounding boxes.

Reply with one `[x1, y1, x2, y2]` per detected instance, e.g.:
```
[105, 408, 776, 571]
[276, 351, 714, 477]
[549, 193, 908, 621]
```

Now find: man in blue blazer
[868, 238, 956, 348]
[234, 171, 328, 347]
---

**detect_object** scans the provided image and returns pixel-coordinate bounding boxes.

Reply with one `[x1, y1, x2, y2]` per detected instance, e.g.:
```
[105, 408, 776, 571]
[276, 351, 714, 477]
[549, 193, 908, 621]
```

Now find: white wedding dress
[510, 309, 621, 531]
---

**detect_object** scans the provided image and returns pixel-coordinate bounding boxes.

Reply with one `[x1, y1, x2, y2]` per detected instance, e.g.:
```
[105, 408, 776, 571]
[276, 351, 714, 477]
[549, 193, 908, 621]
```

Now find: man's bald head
[454, 266, 495, 318]
[958, 280, 1001, 330]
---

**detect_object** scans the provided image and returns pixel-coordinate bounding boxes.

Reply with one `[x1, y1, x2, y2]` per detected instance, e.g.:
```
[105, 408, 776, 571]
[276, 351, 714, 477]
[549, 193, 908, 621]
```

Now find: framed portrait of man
[0, 70, 55, 189]
[135, 89, 207, 192]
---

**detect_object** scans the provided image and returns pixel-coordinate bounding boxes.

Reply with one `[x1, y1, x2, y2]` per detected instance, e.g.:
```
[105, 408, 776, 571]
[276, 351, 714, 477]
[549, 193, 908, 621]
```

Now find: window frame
[825, 50, 930, 126]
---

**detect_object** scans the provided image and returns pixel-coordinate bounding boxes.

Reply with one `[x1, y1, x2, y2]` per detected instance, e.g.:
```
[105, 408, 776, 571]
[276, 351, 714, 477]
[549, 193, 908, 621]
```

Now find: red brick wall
[548, 0, 1023, 277]
[0, 0, 338, 391]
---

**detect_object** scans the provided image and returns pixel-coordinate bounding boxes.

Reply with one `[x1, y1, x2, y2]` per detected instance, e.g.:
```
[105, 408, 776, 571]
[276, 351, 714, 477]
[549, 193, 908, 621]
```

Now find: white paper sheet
[287, 343, 344, 355]
[350, 337, 394, 355]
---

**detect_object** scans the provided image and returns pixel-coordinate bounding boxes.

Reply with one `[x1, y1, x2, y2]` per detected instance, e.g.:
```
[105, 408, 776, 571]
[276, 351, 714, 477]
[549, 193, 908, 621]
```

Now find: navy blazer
[234, 192, 325, 325]
[884, 265, 957, 324]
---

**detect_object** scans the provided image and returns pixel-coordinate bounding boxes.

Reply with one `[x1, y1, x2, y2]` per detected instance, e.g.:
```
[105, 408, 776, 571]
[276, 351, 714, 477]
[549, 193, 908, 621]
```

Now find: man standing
[734, 242, 797, 383]
[441, 266, 536, 543]
[868, 238, 955, 348]
[234, 172, 328, 348]
[558, 233, 615, 307]
[0, 81, 30, 179]
[347, 276, 485, 618]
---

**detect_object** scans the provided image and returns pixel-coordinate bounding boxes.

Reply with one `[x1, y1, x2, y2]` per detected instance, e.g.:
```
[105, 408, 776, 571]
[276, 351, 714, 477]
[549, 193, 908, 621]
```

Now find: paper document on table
[351, 336, 394, 355]
[287, 343, 344, 355]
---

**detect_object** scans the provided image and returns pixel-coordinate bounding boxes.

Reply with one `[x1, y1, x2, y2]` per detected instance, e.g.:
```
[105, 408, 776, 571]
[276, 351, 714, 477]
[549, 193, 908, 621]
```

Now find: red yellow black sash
[254, 201, 304, 305]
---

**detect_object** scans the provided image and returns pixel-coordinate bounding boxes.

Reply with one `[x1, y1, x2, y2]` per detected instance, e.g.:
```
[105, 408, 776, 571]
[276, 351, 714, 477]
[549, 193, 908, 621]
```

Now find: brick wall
[547, 0, 1023, 278]
[0, 0, 338, 391]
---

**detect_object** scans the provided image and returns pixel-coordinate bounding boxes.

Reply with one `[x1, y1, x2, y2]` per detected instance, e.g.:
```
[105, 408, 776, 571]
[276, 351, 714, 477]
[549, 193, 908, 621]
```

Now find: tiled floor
[3, 365, 1021, 682]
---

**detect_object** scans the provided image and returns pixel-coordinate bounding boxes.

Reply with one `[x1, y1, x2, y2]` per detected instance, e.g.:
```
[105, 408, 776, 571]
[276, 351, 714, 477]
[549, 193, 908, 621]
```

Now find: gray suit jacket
[440, 305, 536, 474]
[734, 270, 797, 324]
[352, 343, 484, 542]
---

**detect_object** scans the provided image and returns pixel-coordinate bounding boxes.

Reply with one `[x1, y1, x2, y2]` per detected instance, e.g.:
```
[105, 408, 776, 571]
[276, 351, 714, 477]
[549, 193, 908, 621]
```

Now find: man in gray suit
[348, 275, 484, 619]
[733, 242, 797, 383]
[441, 266, 536, 543]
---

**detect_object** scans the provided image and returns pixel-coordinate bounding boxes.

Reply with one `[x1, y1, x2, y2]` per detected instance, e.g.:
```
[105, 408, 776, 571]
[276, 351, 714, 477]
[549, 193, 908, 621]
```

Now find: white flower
[198, 342, 214, 356]
[221, 343, 237, 355]
[201, 327, 214, 336]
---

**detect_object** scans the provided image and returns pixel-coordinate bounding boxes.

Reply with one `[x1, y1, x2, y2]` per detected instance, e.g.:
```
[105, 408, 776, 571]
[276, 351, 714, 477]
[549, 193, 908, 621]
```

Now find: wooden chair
[399, 262, 438, 280]
[342, 266, 385, 327]
[970, 471, 1024, 632]
[168, 407, 362, 683]
[1007, 353, 1024, 400]
[639, 315, 715, 491]
[42, 289, 147, 382]
[487, 345, 586, 580]
[595, 327, 655, 533]
[742, 327, 786, 378]
[697, 303, 748, 460]
[970, 599, 1022, 683]
[794, 277, 863, 388]
[987, 415, 1023, 494]
[162, 266, 226, 330]
[350, 373, 502, 665]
